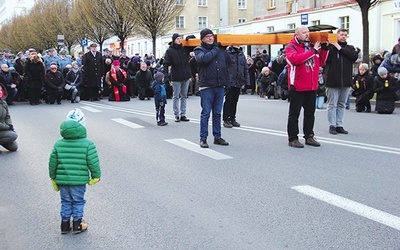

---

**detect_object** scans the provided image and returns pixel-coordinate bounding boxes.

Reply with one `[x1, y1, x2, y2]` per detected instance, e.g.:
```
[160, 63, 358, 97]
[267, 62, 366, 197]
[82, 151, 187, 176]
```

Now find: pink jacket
[285, 37, 328, 91]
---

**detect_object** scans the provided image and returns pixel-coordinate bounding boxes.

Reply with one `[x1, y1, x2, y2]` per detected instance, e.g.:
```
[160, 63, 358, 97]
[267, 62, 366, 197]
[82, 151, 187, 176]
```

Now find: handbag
[65, 73, 79, 90]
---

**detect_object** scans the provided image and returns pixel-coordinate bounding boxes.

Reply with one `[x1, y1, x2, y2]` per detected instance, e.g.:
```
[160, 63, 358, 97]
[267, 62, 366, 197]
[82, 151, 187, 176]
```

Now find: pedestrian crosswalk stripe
[112, 118, 144, 129]
[292, 185, 400, 231]
[165, 138, 233, 160]
[80, 106, 102, 113]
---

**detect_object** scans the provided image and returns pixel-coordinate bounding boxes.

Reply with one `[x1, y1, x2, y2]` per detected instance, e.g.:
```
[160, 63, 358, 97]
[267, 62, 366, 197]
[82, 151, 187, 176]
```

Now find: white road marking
[165, 138, 233, 160]
[111, 118, 144, 129]
[292, 185, 400, 231]
[81, 102, 400, 155]
[80, 106, 102, 113]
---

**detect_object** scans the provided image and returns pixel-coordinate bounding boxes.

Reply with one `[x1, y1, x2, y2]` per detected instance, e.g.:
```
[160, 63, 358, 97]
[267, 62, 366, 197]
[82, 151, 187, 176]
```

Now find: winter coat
[225, 46, 250, 88]
[65, 69, 83, 88]
[373, 75, 398, 102]
[83, 51, 104, 87]
[285, 37, 329, 91]
[324, 42, 359, 88]
[45, 70, 64, 93]
[194, 42, 228, 88]
[0, 84, 12, 131]
[135, 69, 153, 88]
[24, 59, 45, 88]
[49, 120, 101, 185]
[351, 73, 374, 102]
[152, 80, 167, 104]
[163, 43, 192, 81]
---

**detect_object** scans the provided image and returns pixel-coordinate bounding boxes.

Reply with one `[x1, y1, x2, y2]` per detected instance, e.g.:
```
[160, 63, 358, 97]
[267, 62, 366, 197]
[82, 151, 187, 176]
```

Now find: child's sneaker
[72, 219, 87, 234]
[61, 220, 71, 234]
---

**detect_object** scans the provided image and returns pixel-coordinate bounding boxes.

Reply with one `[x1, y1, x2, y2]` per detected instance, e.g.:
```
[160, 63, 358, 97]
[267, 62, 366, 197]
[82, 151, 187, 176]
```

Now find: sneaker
[180, 116, 190, 122]
[336, 127, 348, 134]
[305, 136, 320, 147]
[329, 125, 337, 135]
[288, 140, 304, 148]
[223, 120, 233, 128]
[61, 220, 71, 234]
[157, 121, 168, 126]
[72, 219, 87, 234]
[231, 120, 240, 127]
[214, 138, 229, 146]
[175, 116, 180, 122]
[200, 140, 209, 148]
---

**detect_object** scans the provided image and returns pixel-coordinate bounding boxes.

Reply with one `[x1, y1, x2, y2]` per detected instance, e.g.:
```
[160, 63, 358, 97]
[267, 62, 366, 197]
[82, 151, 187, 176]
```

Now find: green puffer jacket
[49, 120, 101, 185]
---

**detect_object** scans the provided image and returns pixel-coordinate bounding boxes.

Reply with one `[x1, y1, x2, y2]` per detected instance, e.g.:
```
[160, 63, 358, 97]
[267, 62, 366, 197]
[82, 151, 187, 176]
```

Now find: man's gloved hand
[88, 178, 100, 185]
[9, 125, 14, 131]
[51, 179, 59, 192]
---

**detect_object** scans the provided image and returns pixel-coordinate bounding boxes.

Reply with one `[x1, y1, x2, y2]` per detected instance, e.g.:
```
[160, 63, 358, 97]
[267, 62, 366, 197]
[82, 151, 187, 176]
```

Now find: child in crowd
[352, 63, 374, 112]
[48, 108, 101, 234]
[373, 67, 398, 114]
[152, 72, 168, 126]
[316, 67, 326, 109]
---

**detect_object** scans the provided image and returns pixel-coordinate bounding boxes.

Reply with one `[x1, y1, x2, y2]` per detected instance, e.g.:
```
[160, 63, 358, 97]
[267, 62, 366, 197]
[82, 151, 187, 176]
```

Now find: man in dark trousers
[83, 43, 104, 101]
[285, 25, 329, 148]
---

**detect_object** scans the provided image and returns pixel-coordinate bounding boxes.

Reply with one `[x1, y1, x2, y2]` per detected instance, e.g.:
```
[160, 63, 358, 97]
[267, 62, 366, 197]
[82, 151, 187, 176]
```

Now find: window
[198, 16, 207, 29]
[310, 0, 321, 8]
[287, 23, 296, 29]
[238, 0, 246, 9]
[339, 16, 349, 31]
[198, 0, 207, 6]
[175, 0, 184, 5]
[175, 16, 185, 29]
[268, 0, 276, 9]
[311, 20, 320, 26]
[267, 26, 274, 32]
[238, 18, 246, 23]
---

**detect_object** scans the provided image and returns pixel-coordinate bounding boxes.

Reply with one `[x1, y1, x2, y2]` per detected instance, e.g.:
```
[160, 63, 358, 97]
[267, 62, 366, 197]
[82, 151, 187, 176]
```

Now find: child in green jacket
[49, 108, 101, 234]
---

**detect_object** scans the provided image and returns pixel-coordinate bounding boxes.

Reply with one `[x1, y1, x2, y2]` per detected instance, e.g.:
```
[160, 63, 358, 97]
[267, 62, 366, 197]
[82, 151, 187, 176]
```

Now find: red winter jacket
[285, 37, 328, 91]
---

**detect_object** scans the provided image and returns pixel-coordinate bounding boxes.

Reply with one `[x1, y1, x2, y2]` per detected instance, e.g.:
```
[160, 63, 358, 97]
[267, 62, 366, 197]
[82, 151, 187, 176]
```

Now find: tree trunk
[361, 5, 370, 63]
[152, 35, 157, 58]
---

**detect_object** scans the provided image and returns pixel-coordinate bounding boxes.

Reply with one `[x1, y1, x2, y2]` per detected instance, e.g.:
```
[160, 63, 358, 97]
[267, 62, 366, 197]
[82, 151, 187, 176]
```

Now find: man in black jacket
[163, 33, 192, 122]
[324, 28, 359, 135]
[83, 43, 104, 101]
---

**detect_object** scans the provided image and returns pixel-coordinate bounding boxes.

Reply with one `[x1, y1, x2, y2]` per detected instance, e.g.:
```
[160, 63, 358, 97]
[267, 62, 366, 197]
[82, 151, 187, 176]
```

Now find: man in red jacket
[285, 25, 329, 148]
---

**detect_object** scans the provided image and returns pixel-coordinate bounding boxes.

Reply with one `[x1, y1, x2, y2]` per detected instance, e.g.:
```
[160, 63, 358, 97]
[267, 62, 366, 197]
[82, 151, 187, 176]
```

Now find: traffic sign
[81, 39, 88, 47]
[301, 14, 308, 25]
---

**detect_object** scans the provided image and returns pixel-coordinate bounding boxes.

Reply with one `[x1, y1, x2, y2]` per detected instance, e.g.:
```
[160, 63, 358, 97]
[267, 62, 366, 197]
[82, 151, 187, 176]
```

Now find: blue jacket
[194, 42, 228, 88]
[225, 46, 250, 88]
[152, 80, 167, 104]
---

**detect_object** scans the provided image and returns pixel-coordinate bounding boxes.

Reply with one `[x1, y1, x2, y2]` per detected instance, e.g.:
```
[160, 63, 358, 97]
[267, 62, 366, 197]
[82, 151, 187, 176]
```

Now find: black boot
[72, 219, 87, 234]
[61, 220, 71, 234]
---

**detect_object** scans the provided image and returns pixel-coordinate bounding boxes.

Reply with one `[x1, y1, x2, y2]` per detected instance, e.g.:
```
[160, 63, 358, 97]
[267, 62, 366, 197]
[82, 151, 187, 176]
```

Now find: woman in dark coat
[24, 54, 45, 105]
[0, 83, 18, 152]
[373, 67, 398, 114]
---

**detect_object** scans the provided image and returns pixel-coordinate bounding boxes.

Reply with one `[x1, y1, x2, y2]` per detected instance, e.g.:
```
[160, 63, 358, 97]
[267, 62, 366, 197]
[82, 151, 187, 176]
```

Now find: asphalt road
[1, 94, 399, 249]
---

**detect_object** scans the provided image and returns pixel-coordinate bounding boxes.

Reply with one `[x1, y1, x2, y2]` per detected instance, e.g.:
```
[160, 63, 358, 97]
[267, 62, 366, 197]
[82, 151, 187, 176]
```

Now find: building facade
[0, 0, 36, 27]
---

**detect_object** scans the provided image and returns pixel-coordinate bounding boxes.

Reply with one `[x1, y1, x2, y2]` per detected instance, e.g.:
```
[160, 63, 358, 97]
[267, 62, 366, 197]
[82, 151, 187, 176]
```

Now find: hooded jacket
[324, 42, 359, 88]
[48, 120, 101, 185]
[285, 37, 329, 91]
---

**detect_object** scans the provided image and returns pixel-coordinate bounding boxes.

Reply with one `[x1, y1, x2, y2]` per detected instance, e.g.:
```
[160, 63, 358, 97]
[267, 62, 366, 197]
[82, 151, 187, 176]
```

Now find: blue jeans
[60, 185, 86, 221]
[172, 80, 189, 117]
[200, 87, 224, 141]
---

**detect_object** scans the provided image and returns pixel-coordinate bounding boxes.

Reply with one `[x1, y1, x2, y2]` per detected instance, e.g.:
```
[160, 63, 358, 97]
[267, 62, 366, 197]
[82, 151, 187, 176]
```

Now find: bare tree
[78, 0, 136, 51]
[355, 0, 381, 63]
[130, 0, 184, 57]
[73, 0, 113, 52]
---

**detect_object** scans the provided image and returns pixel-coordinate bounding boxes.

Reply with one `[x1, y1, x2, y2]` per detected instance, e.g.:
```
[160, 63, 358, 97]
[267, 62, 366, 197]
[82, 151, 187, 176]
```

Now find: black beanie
[200, 28, 214, 39]
[172, 33, 181, 42]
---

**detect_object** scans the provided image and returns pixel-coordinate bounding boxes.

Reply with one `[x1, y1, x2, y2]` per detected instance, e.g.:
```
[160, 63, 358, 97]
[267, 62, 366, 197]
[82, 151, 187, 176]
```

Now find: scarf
[110, 68, 127, 101]
[296, 37, 314, 69]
